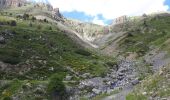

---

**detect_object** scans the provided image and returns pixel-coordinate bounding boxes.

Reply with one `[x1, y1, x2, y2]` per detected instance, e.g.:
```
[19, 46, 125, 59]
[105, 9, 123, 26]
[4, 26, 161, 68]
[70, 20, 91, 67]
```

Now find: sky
[47, 0, 170, 25]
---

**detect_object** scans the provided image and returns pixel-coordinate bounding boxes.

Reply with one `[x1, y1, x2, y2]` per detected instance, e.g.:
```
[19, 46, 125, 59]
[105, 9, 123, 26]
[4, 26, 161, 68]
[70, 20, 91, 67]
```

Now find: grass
[91, 89, 120, 100]
[0, 6, 116, 99]
[0, 79, 23, 99]
[126, 65, 170, 99]
[119, 15, 170, 56]
[0, 14, 113, 80]
[126, 93, 147, 100]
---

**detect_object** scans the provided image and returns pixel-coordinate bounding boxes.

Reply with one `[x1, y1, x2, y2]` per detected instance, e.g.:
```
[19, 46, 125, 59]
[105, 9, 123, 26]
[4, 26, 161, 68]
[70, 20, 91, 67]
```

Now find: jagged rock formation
[52, 8, 63, 20]
[112, 15, 128, 24]
[63, 19, 109, 43]
[0, 0, 26, 8]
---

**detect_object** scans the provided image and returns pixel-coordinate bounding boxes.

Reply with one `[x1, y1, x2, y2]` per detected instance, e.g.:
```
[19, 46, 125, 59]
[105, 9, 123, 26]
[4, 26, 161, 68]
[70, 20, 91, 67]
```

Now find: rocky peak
[52, 8, 63, 21]
[0, 0, 27, 8]
[112, 15, 128, 25]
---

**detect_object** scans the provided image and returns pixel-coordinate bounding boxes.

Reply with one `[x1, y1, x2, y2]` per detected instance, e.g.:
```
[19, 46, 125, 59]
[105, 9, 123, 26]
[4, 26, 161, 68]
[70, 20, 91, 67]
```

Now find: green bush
[31, 16, 36, 22]
[3, 96, 11, 100]
[0, 48, 21, 65]
[10, 20, 17, 26]
[48, 73, 67, 100]
[23, 13, 29, 20]
[75, 49, 91, 56]
[37, 25, 42, 30]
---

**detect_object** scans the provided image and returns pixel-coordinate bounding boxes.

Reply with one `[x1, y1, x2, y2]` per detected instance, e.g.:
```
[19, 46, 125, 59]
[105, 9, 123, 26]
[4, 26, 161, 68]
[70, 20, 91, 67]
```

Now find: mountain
[0, 0, 27, 8]
[0, 2, 170, 100]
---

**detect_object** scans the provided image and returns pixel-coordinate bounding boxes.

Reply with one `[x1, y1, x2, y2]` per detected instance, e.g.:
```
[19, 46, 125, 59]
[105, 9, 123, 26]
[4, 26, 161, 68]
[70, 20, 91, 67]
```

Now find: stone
[65, 75, 72, 81]
[49, 67, 54, 71]
[0, 36, 5, 44]
[142, 92, 147, 95]
[81, 73, 91, 78]
[131, 79, 139, 85]
[34, 87, 45, 94]
[92, 88, 101, 94]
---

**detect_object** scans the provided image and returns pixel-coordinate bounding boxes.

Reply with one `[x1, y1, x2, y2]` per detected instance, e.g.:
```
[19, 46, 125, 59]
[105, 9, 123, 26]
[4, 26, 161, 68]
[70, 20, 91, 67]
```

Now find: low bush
[10, 20, 17, 26]
[48, 73, 68, 100]
[0, 48, 21, 65]
[75, 49, 91, 56]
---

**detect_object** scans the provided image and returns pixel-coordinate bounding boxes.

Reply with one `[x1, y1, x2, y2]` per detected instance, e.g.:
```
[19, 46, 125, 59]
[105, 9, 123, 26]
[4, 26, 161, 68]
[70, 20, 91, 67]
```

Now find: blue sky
[48, 0, 170, 25]
[62, 12, 113, 25]
[165, 0, 170, 10]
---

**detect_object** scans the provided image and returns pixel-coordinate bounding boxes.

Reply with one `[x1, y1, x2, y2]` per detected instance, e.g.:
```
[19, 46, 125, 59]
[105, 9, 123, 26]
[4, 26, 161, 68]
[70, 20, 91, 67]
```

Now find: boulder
[81, 73, 91, 78]
[0, 36, 5, 44]
[92, 88, 101, 94]
[65, 75, 72, 81]
[131, 79, 139, 85]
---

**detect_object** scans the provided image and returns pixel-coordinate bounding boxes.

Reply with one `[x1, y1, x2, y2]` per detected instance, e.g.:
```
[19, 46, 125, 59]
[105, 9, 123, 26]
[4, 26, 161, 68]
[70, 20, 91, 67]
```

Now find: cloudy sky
[47, 0, 170, 25]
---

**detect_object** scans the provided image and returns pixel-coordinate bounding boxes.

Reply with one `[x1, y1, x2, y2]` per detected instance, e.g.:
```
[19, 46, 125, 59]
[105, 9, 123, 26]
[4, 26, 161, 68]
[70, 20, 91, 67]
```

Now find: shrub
[23, 13, 29, 20]
[31, 16, 36, 22]
[106, 61, 118, 71]
[16, 15, 22, 19]
[0, 48, 21, 65]
[49, 26, 52, 30]
[29, 23, 32, 27]
[44, 19, 48, 23]
[75, 49, 91, 56]
[9, 13, 12, 16]
[48, 73, 67, 100]
[10, 20, 17, 26]
[37, 25, 42, 30]
[3, 96, 11, 100]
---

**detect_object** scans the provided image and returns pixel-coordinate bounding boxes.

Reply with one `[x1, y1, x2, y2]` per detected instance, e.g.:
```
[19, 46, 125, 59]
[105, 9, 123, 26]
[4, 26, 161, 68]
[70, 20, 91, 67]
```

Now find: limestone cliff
[0, 0, 26, 8]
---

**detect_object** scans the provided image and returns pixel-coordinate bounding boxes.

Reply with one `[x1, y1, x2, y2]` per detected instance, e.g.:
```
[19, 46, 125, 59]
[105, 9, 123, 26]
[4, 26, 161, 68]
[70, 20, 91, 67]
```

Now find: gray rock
[65, 75, 72, 81]
[0, 36, 5, 44]
[34, 87, 45, 94]
[81, 73, 91, 78]
[131, 79, 139, 85]
[92, 88, 101, 94]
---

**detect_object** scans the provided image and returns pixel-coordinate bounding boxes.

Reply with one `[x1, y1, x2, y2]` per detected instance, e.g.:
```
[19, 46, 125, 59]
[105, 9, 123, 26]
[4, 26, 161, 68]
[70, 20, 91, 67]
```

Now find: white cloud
[92, 16, 106, 25]
[48, 0, 169, 20]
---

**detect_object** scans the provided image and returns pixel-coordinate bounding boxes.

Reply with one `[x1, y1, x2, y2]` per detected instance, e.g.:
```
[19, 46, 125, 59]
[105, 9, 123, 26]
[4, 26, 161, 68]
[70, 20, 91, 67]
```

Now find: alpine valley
[0, 0, 170, 100]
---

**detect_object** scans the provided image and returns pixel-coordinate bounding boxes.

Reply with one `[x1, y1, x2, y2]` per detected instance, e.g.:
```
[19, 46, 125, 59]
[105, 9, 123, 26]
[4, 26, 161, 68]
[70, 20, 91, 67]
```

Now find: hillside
[0, 3, 117, 100]
[95, 12, 170, 100]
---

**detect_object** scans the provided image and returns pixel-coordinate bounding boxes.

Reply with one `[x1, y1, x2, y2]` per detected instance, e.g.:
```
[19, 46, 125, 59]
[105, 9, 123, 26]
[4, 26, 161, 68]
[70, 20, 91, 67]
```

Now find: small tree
[29, 23, 32, 27]
[48, 73, 68, 100]
[10, 20, 17, 26]
[44, 19, 47, 22]
[49, 26, 52, 30]
[9, 13, 12, 16]
[37, 25, 42, 30]
[31, 16, 36, 22]
[23, 13, 29, 20]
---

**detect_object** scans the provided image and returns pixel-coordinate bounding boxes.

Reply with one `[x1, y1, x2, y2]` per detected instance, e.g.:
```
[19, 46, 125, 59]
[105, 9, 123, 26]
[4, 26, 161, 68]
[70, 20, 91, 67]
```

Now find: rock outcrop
[112, 15, 128, 24]
[0, 0, 26, 8]
[52, 8, 63, 20]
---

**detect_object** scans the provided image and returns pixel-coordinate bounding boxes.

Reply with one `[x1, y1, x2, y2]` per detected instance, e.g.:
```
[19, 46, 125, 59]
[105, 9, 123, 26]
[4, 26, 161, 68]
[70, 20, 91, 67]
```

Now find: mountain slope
[0, 4, 117, 99]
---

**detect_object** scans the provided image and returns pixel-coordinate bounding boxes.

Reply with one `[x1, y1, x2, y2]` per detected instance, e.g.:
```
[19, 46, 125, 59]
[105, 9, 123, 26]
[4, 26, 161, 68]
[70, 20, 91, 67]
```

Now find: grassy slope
[126, 65, 170, 100]
[0, 7, 115, 99]
[117, 14, 170, 99]
[119, 14, 170, 56]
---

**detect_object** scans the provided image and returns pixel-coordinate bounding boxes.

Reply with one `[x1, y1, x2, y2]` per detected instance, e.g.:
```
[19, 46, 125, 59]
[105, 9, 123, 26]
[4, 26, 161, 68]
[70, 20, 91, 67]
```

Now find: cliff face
[0, 0, 26, 8]
[112, 15, 128, 25]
